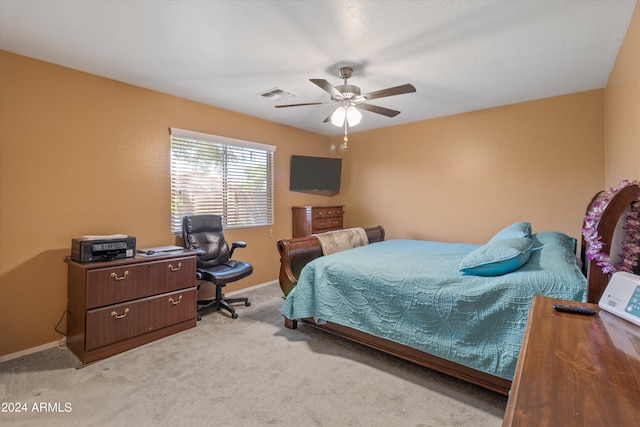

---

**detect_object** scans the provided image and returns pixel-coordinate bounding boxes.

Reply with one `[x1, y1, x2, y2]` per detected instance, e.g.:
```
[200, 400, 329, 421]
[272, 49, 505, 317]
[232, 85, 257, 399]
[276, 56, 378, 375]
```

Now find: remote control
[552, 304, 597, 315]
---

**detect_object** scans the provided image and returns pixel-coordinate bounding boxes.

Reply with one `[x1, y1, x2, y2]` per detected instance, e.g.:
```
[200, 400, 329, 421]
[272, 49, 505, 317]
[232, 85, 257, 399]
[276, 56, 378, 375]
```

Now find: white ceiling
[0, 0, 636, 136]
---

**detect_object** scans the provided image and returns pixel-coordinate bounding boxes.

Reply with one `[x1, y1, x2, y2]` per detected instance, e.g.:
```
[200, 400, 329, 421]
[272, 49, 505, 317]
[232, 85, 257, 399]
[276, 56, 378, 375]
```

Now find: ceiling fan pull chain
[342, 121, 349, 150]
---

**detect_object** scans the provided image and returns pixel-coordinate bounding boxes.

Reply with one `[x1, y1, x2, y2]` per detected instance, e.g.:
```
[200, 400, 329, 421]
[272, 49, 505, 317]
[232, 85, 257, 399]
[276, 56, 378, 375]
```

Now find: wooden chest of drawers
[292, 205, 344, 237]
[66, 251, 197, 365]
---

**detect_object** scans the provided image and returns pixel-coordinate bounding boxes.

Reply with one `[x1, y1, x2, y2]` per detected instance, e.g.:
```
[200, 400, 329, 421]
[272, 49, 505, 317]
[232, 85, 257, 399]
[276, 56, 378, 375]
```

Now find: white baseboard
[0, 279, 279, 364]
[0, 338, 67, 364]
[226, 279, 278, 296]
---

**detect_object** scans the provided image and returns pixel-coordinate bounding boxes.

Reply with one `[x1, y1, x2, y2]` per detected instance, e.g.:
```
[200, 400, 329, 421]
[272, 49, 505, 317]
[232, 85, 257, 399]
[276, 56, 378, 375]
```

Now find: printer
[71, 235, 136, 263]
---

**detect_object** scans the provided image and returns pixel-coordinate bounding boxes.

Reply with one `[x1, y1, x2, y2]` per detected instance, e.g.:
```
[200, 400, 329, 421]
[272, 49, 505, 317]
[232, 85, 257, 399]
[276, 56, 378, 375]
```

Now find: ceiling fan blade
[359, 83, 416, 102]
[310, 79, 343, 98]
[323, 107, 340, 123]
[359, 103, 401, 118]
[274, 102, 326, 108]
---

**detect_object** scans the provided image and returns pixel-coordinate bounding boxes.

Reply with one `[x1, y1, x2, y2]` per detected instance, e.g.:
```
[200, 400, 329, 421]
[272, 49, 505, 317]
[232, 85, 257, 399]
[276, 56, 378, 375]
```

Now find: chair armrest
[230, 241, 247, 258]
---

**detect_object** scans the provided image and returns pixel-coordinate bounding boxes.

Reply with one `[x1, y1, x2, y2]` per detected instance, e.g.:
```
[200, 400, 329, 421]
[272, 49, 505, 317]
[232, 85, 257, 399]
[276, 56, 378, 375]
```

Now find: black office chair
[182, 214, 253, 319]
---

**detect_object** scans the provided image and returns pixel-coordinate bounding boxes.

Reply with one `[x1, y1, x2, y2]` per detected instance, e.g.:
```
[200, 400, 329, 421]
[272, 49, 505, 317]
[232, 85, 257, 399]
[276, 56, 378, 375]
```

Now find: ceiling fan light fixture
[331, 105, 362, 128]
[330, 106, 346, 127]
[346, 106, 362, 126]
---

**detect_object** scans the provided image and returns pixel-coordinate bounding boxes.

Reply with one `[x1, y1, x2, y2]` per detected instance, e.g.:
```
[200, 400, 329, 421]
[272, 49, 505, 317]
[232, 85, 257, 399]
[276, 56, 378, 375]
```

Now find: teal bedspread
[280, 232, 587, 380]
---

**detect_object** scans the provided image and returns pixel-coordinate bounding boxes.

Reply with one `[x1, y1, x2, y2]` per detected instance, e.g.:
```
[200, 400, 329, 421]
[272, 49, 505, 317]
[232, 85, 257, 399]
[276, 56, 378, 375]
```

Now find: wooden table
[503, 295, 640, 426]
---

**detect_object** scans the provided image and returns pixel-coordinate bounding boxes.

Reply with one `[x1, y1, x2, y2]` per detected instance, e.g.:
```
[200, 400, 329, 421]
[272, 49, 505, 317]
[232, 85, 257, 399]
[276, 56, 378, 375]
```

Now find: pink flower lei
[582, 179, 640, 274]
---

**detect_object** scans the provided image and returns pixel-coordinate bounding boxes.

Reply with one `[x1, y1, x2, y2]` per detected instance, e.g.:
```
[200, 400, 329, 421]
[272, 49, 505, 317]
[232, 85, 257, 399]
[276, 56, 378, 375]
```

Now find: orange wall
[4, 20, 637, 355]
[0, 51, 341, 356]
[335, 91, 604, 244]
[605, 3, 640, 187]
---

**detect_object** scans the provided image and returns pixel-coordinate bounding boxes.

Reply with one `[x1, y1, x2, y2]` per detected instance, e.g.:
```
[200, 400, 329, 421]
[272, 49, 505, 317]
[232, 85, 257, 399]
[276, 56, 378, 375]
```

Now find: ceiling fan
[275, 66, 417, 127]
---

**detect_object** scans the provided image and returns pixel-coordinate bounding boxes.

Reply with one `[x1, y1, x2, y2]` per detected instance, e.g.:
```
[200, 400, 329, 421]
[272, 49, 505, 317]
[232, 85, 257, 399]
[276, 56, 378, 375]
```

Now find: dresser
[66, 251, 197, 365]
[292, 205, 344, 237]
[503, 295, 640, 426]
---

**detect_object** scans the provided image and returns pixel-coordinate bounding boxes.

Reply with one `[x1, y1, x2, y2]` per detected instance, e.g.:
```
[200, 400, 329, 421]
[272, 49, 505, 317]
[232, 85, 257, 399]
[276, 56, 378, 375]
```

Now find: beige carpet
[0, 282, 507, 426]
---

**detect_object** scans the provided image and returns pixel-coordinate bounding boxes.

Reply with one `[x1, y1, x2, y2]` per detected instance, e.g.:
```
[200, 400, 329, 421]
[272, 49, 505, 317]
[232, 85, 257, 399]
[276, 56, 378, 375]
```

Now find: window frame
[169, 128, 276, 234]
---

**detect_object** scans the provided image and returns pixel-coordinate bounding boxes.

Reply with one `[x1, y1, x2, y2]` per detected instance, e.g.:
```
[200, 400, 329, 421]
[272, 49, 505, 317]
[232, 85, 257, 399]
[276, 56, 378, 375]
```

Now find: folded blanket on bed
[313, 227, 368, 255]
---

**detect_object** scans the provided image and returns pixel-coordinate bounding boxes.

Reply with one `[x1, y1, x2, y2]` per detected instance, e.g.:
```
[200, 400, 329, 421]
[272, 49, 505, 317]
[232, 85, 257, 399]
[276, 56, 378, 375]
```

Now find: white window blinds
[170, 128, 276, 234]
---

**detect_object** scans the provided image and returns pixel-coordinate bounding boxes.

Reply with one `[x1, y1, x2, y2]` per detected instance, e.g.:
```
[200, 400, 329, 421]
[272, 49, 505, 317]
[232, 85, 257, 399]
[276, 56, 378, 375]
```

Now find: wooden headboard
[276, 226, 385, 296]
[580, 183, 640, 303]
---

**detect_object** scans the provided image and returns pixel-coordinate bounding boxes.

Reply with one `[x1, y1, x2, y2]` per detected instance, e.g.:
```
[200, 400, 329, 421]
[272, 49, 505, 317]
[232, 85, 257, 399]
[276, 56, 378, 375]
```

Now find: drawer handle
[169, 295, 183, 305]
[110, 271, 129, 281]
[111, 308, 130, 319]
[168, 262, 182, 272]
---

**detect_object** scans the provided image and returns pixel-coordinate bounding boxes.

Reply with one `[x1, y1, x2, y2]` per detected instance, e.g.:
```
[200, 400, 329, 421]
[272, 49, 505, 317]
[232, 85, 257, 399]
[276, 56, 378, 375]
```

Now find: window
[170, 128, 275, 234]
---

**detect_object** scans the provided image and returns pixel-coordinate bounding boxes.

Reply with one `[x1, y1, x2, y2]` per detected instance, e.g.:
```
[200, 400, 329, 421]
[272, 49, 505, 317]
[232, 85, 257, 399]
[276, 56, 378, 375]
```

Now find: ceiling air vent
[257, 87, 297, 101]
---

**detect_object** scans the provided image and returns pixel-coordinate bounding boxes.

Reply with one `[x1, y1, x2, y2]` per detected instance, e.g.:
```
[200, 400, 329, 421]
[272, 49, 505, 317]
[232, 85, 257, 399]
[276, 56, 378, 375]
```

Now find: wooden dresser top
[504, 295, 640, 426]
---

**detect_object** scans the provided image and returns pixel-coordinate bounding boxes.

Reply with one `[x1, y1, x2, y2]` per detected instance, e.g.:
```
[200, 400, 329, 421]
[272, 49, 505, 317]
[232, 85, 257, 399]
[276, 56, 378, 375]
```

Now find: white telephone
[599, 272, 640, 327]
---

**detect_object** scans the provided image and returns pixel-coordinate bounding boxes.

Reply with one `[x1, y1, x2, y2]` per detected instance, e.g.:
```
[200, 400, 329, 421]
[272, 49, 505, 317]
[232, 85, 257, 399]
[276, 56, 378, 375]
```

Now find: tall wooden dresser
[292, 205, 344, 237]
[66, 251, 197, 365]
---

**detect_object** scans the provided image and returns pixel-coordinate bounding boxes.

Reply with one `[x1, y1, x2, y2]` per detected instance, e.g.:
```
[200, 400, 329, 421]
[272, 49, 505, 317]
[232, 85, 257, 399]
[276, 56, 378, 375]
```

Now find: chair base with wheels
[196, 267, 252, 320]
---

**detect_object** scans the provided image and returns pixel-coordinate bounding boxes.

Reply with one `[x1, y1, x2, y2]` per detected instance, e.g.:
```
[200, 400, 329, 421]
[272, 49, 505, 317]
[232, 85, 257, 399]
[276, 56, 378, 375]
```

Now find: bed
[277, 185, 640, 395]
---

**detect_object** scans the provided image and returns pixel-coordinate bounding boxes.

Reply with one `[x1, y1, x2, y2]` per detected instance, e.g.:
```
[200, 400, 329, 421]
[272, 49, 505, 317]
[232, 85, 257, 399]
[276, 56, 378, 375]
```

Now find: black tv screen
[290, 155, 342, 196]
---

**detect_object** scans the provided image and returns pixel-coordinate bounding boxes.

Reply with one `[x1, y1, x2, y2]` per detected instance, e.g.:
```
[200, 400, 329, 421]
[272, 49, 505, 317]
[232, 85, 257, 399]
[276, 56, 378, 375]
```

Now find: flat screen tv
[290, 155, 342, 196]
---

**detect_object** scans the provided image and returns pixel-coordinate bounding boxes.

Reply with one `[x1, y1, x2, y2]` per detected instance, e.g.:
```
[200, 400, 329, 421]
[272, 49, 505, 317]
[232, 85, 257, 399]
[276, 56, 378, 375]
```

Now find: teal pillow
[459, 237, 533, 276]
[488, 222, 532, 243]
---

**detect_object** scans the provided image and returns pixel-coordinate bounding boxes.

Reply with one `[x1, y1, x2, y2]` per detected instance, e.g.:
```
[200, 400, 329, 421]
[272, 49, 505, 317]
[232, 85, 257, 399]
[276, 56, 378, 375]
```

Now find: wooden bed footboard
[276, 225, 385, 296]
